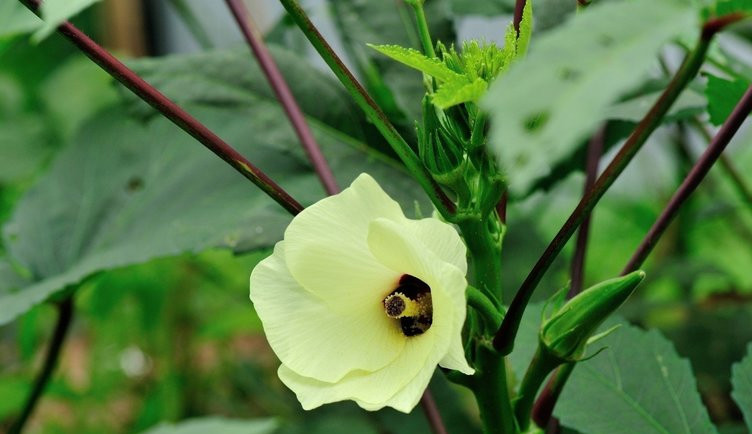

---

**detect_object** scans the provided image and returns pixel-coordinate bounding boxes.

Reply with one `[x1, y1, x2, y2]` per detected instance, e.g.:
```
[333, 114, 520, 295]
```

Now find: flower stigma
[383, 274, 433, 337]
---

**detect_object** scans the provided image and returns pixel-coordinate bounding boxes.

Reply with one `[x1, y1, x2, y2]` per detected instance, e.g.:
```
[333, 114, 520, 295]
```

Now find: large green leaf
[0, 1, 41, 38]
[0, 113, 52, 184]
[483, 0, 697, 196]
[141, 417, 278, 434]
[555, 323, 717, 434]
[731, 343, 752, 429]
[0, 48, 427, 326]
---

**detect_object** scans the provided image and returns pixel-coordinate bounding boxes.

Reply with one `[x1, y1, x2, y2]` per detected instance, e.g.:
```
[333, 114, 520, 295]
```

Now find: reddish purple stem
[18, 0, 304, 216]
[225, 0, 340, 195]
[622, 85, 752, 274]
[568, 127, 605, 297]
[513, 0, 527, 35]
[420, 390, 449, 434]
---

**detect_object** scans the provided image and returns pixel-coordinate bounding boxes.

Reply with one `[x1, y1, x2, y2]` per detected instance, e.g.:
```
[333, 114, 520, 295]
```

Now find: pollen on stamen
[384, 294, 406, 317]
[382, 275, 434, 336]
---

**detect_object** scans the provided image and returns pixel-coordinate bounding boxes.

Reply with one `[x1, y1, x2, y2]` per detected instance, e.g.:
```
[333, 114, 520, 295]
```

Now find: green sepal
[417, 97, 467, 184]
[540, 271, 645, 361]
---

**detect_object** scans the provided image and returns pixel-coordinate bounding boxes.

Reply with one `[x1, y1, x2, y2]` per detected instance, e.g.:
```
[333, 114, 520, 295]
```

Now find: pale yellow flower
[249, 173, 473, 413]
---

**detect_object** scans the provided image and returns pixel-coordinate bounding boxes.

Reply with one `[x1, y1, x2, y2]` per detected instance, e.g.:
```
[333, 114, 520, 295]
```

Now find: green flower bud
[540, 270, 645, 362]
[418, 97, 467, 185]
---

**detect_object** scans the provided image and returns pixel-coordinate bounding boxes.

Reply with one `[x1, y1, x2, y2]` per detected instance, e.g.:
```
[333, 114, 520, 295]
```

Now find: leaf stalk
[277, 0, 456, 218]
[225, 0, 340, 195]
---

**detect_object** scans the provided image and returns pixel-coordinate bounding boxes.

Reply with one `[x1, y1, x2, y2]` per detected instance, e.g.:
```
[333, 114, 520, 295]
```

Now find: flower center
[383, 274, 433, 337]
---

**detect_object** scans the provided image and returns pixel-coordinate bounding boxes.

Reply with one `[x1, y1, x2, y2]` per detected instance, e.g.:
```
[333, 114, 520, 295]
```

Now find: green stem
[169, 0, 214, 50]
[458, 216, 504, 305]
[467, 286, 504, 330]
[278, 0, 455, 218]
[514, 346, 561, 431]
[9, 297, 74, 434]
[407, 0, 436, 58]
[493, 33, 713, 355]
[473, 347, 518, 434]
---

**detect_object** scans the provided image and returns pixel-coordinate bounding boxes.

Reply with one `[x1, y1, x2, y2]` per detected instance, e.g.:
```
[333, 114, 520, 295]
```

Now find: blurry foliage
[0, 0, 751, 433]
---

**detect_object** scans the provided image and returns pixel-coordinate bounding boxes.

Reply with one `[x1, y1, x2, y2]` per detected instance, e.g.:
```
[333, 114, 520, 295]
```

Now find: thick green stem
[458, 216, 504, 305]
[407, 0, 436, 58]
[473, 347, 518, 434]
[514, 346, 561, 431]
[460, 212, 513, 433]
[277, 0, 455, 218]
[493, 34, 713, 355]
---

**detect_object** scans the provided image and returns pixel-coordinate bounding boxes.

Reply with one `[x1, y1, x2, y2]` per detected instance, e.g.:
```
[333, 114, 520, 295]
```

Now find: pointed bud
[418, 97, 466, 184]
[540, 271, 645, 362]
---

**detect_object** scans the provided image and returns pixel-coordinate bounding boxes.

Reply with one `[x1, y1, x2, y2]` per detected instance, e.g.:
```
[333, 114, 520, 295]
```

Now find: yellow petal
[250, 243, 405, 383]
[403, 218, 468, 275]
[283, 173, 406, 310]
[367, 218, 473, 374]
[278, 329, 438, 412]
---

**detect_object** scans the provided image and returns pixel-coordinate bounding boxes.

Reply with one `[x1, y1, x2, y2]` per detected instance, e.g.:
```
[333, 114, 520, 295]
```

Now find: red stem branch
[513, 0, 526, 35]
[18, 0, 304, 215]
[225, 0, 340, 195]
[568, 127, 605, 297]
[622, 84, 752, 274]
[420, 390, 449, 434]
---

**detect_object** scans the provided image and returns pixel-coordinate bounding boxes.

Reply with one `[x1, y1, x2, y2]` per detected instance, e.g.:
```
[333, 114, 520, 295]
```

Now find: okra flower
[249, 174, 473, 413]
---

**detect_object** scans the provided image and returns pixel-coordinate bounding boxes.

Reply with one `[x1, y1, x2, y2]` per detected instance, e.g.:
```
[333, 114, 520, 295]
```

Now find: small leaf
[517, 0, 534, 58]
[432, 77, 488, 109]
[483, 0, 697, 196]
[140, 418, 278, 434]
[555, 323, 717, 434]
[34, 0, 101, 41]
[705, 74, 751, 126]
[731, 342, 752, 429]
[368, 44, 464, 82]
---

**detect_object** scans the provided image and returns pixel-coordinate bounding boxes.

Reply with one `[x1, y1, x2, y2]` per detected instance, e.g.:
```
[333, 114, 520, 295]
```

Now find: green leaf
[0, 48, 428, 326]
[450, 0, 513, 15]
[555, 323, 717, 434]
[34, 0, 101, 41]
[517, 0, 534, 58]
[0, 114, 53, 184]
[140, 417, 278, 434]
[706, 74, 751, 126]
[369, 44, 464, 82]
[0, 1, 41, 38]
[731, 343, 752, 429]
[483, 0, 697, 196]
[712, 0, 752, 16]
[432, 77, 488, 109]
